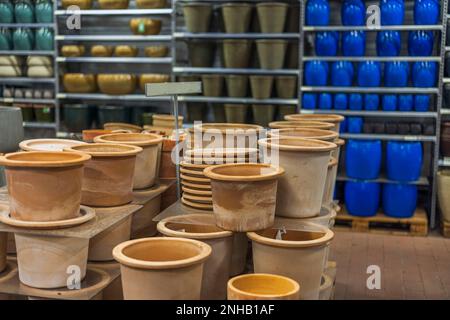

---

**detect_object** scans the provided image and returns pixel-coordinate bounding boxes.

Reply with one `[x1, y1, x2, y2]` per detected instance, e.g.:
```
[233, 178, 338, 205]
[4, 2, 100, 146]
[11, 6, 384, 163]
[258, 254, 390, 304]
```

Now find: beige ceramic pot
[319, 273, 333, 300]
[228, 273, 300, 300]
[113, 237, 211, 299]
[248, 223, 334, 300]
[268, 128, 338, 141]
[204, 163, 284, 232]
[256, 2, 288, 33]
[97, 74, 137, 95]
[0, 232, 6, 273]
[0, 152, 90, 222]
[223, 40, 252, 68]
[221, 3, 253, 33]
[19, 139, 86, 151]
[103, 122, 142, 133]
[438, 170, 450, 222]
[157, 214, 233, 300]
[258, 137, 336, 218]
[269, 120, 335, 130]
[65, 143, 142, 207]
[333, 138, 345, 161]
[183, 3, 212, 32]
[256, 40, 287, 69]
[152, 114, 183, 128]
[322, 157, 338, 208]
[284, 114, 345, 133]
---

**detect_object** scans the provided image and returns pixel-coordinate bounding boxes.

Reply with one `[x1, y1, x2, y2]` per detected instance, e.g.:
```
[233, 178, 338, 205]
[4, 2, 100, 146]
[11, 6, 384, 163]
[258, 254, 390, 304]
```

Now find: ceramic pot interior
[230, 274, 298, 296]
[255, 228, 326, 242]
[97, 133, 160, 143]
[165, 222, 224, 234]
[209, 164, 279, 177]
[265, 137, 333, 148]
[70, 144, 138, 154]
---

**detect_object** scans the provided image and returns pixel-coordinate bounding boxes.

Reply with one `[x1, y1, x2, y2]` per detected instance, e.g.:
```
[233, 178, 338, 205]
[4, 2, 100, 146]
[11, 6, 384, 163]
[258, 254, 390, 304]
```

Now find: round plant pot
[284, 114, 344, 133]
[222, 40, 251, 68]
[202, 74, 224, 96]
[0, 151, 90, 222]
[438, 170, 450, 222]
[97, 105, 130, 126]
[277, 105, 297, 120]
[276, 76, 297, 99]
[268, 127, 338, 142]
[250, 75, 273, 99]
[228, 273, 300, 300]
[275, 205, 336, 229]
[226, 74, 248, 97]
[256, 2, 288, 33]
[94, 133, 163, 190]
[386, 141, 423, 182]
[319, 273, 333, 300]
[382, 183, 417, 218]
[252, 104, 276, 127]
[247, 223, 334, 300]
[221, 3, 252, 33]
[204, 163, 284, 232]
[66, 143, 142, 207]
[256, 40, 287, 69]
[322, 157, 338, 208]
[0, 232, 6, 273]
[63, 104, 93, 133]
[258, 137, 336, 218]
[0, 106, 24, 153]
[112, 237, 212, 300]
[268, 120, 335, 130]
[188, 41, 215, 67]
[104, 122, 142, 133]
[19, 139, 86, 152]
[183, 3, 212, 33]
[82, 129, 113, 143]
[157, 214, 233, 300]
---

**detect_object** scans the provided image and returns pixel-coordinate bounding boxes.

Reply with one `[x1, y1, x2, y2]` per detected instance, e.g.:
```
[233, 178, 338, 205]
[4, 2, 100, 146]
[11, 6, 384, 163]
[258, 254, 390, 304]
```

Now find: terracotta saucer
[181, 181, 212, 190]
[182, 193, 212, 204]
[180, 161, 209, 171]
[180, 167, 207, 177]
[181, 197, 213, 211]
[180, 173, 211, 183]
[181, 186, 212, 196]
[0, 204, 96, 229]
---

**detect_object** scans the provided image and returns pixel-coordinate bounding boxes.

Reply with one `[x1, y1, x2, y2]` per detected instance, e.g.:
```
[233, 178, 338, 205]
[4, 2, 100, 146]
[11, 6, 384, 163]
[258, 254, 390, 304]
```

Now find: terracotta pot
[256, 40, 287, 69]
[0, 151, 90, 222]
[183, 3, 212, 33]
[159, 138, 177, 179]
[230, 232, 248, 276]
[221, 3, 252, 33]
[277, 106, 297, 120]
[152, 114, 183, 128]
[19, 139, 85, 153]
[63, 74, 97, 93]
[97, 74, 136, 95]
[258, 137, 336, 218]
[136, 0, 166, 9]
[228, 273, 300, 300]
[185, 147, 258, 160]
[250, 75, 273, 99]
[145, 45, 169, 57]
[268, 128, 338, 142]
[276, 76, 297, 98]
[82, 129, 113, 143]
[139, 74, 170, 91]
[284, 114, 345, 133]
[226, 75, 248, 97]
[188, 41, 215, 67]
[15, 233, 89, 289]
[247, 223, 334, 300]
[269, 120, 335, 130]
[65, 143, 142, 207]
[256, 2, 288, 33]
[252, 105, 276, 127]
[441, 122, 450, 157]
[322, 157, 338, 208]
[129, 18, 161, 35]
[99, 0, 129, 9]
[103, 122, 142, 133]
[157, 214, 233, 300]
[131, 192, 162, 238]
[438, 170, 450, 222]
[223, 40, 251, 68]
[202, 74, 224, 96]
[113, 237, 211, 299]
[94, 133, 163, 189]
[91, 45, 113, 57]
[204, 163, 284, 232]
[0, 232, 6, 273]
[89, 216, 132, 262]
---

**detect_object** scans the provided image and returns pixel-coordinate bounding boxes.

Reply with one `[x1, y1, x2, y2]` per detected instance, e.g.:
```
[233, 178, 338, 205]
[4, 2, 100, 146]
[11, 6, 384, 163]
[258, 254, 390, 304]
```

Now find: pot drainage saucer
[180, 173, 211, 183]
[0, 204, 96, 229]
[182, 186, 212, 196]
[181, 180, 211, 190]
[182, 192, 212, 204]
[181, 197, 213, 211]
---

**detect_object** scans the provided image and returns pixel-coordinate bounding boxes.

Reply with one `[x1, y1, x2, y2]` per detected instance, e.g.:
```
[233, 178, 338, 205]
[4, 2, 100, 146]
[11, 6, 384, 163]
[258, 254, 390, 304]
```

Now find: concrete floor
[329, 230, 450, 299]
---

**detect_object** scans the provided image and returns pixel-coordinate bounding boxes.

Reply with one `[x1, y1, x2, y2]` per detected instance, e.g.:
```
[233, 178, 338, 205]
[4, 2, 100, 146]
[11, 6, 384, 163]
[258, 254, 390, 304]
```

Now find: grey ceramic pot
[0, 106, 24, 153]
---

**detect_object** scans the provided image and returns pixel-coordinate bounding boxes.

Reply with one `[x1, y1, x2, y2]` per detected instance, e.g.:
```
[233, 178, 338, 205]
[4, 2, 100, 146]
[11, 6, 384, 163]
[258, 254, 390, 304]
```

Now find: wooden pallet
[335, 206, 428, 236]
[441, 220, 450, 238]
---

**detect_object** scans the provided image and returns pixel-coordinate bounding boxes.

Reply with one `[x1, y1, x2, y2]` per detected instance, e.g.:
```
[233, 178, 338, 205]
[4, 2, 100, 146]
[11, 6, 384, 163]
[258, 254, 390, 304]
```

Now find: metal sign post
[145, 82, 202, 199]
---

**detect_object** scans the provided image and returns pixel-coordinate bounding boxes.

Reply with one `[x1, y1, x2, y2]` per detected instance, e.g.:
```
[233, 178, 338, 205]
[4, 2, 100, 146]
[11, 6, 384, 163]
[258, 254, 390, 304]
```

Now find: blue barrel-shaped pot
[14, 0, 34, 23]
[414, 94, 430, 111]
[340, 118, 347, 133]
[380, 0, 404, 25]
[376, 31, 401, 56]
[315, 31, 338, 56]
[0, 27, 11, 50]
[382, 94, 397, 111]
[414, 0, 439, 25]
[334, 93, 348, 110]
[364, 94, 379, 110]
[331, 61, 354, 86]
[386, 141, 423, 181]
[304, 60, 329, 86]
[345, 181, 380, 217]
[412, 61, 436, 87]
[12, 27, 33, 51]
[382, 183, 417, 218]
[35, 27, 53, 51]
[349, 93, 363, 110]
[384, 61, 409, 87]
[342, 0, 365, 26]
[302, 93, 317, 109]
[346, 139, 382, 179]
[306, 0, 329, 26]
[408, 31, 434, 56]
[357, 61, 381, 87]
[347, 117, 363, 133]
[0, 0, 13, 23]
[35, 0, 52, 23]
[398, 94, 413, 111]
[342, 31, 366, 56]
[318, 93, 332, 109]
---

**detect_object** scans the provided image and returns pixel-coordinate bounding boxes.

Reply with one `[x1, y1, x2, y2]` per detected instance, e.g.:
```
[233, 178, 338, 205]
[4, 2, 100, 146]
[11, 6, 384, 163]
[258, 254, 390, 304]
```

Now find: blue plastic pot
[346, 139, 382, 179]
[398, 94, 413, 111]
[380, 0, 404, 25]
[341, 0, 365, 26]
[340, 118, 347, 133]
[382, 183, 417, 218]
[345, 181, 380, 217]
[364, 94, 379, 110]
[382, 95, 397, 111]
[386, 141, 423, 181]
[376, 31, 401, 56]
[414, 94, 430, 111]
[304, 60, 329, 86]
[414, 0, 439, 25]
[315, 31, 338, 56]
[342, 31, 366, 56]
[384, 61, 409, 87]
[0, 0, 13, 23]
[331, 61, 354, 86]
[357, 61, 381, 87]
[349, 93, 363, 110]
[334, 93, 348, 110]
[306, 0, 329, 26]
[302, 93, 317, 109]
[412, 61, 437, 87]
[318, 93, 332, 109]
[347, 117, 363, 133]
[408, 31, 434, 56]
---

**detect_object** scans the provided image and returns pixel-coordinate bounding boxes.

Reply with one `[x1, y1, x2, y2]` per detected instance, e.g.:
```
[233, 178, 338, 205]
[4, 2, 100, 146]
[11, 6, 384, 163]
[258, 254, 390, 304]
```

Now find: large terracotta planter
[183, 3, 212, 33]
[228, 273, 299, 300]
[223, 40, 251, 68]
[268, 128, 338, 142]
[256, 40, 287, 69]
[188, 41, 215, 67]
[269, 120, 335, 130]
[256, 2, 288, 33]
[0, 232, 6, 273]
[322, 157, 338, 208]
[113, 237, 211, 300]
[258, 137, 336, 218]
[221, 3, 252, 33]
[0, 106, 24, 153]
[65, 143, 142, 207]
[204, 163, 284, 232]
[94, 133, 163, 190]
[247, 223, 334, 300]
[252, 105, 276, 127]
[438, 170, 450, 222]
[157, 214, 233, 300]
[284, 114, 345, 133]
[19, 138, 86, 152]
[0, 151, 90, 222]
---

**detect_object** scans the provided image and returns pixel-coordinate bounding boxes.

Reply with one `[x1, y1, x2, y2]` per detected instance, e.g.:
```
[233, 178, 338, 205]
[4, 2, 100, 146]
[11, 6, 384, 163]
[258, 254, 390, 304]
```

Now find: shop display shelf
[303, 24, 443, 32]
[0, 50, 55, 55]
[336, 174, 430, 186]
[55, 35, 173, 42]
[178, 95, 297, 105]
[23, 122, 57, 129]
[302, 56, 441, 62]
[438, 157, 450, 167]
[57, 93, 171, 101]
[0, 77, 55, 84]
[55, 8, 173, 16]
[300, 109, 438, 118]
[339, 133, 437, 142]
[0, 23, 54, 28]
[173, 32, 300, 39]
[301, 86, 439, 94]
[0, 97, 56, 104]
[56, 57, 173, 64]
[173, 67, 298, 76]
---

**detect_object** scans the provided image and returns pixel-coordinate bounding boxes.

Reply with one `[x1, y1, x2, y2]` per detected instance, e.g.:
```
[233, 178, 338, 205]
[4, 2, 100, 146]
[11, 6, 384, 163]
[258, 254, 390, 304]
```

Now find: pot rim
[65, 143, 143, 157]
[182, 180, 211, 190]
[180, 167, 207, 177]
[182, 192, 212, 203]
[157, 214, 233, 239]
[0, 151, 91, 168]
[180, 173, 211, 183]
[284, 114, 345, 124]
[112, 237, 212, 270]
[334, 138, 345, 146]
[185, 148, 258, 157]
[268, 120, 335, 130]
[19, 139, 87, 152]
[94, 133, 163, 147]
[180, 161, 209, 169]
[256, 2, 289, 8]
[258, 137, 337, 152]
[103, 122, 143, 132]
[182, 186, 212, 195]
[228, 273, 300, 299]
[221, 3, 252, 8]
[268, 128, 338, 141]
[183, 2, 212, 8]
[188, 122, 264, 133]
[153, 114, 184, 121]
[182, 196, 213, 209]
[328, 157, 338, 168]
[203, 163, 284, 182]
[255, 39, 288, 44]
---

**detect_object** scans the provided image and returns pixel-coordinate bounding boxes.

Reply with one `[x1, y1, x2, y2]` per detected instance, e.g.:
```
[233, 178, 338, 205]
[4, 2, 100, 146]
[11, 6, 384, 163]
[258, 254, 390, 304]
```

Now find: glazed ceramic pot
[91, 45, 113, 57]
[183, 3, 212, 33]
[62, 0, 92, 9]
[114, 45, 138, 57]
[98, 0, 128, 8]
[97, 106, 130, 126]
[284, 114, 344, 133]
[248, 223, 334, 299]
[382, 183, 417, 218]
[14, 0, 34, 23]
[305, 0, 329, 26]
[136, 0, 166, 8]
[104, 122, 142, 133]
[386, 141, 423, 182]
[222, 40, 252, 68]
[256, 2, 288, 33]
[188, 41, 215, 67]
[319, 273, 333, 300]
[258, 137, 336, 218]
[268, 128, 338, 142]
[19, 138, 86, 152]
[345, 181, 380, 217]
[221, 3, 252, 33]
[0, 106, 24, 153]
[204, 163, 284, 232]
[268, 120, 335, 131]
[438, 170, 450, 222]
[63, 104, 94, 133]
[0, 232, 6, 272]
[157, 214, 233, 300]
[113, 237, 211, 300]
[63, 74, 97, 93]
[0, 151, 90, 222]
[35, 0, 53, 23]
[0, 0, 13, 23]
[35, 27, 53, 51]
[97, 74, 137, 95]
[228, 273, 300, 300]
[94, 133, 163, 190]
[345, 139, 382, 180]
[256, 40, 287, 69]
[129, 18, 161, 35]
[139, 74, 170, 91]
[66, 143, 142, 207]
[145, 45, 169, 57]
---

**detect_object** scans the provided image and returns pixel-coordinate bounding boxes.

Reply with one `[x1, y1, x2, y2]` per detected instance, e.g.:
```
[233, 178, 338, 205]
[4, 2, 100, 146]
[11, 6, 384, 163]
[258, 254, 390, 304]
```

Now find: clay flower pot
[223, 40, 251, 68]
[94, 133, 163, 190]
[256, 2, 288, 33]
[183, 3, 212, 33]
[247, 223, 334, 300]
[113, 237, 211, 299]
[204, 163, 284, 232]
[188, 41, 215, 67]
[157, 214, 233, 300]
[268, 128, 338, 142]
[221, 3, 252, 33]
[0, 232, 6, 273]
[250, 75, 273, 99]
[269, 120, 335, 130]
[258, 137, 336, 218]
[322, 157, 338, 208]
[0, 151, 91, 222]
[252, 105, 276, 127]
[284, 114, 345, 133]
[256, 40, 287, 69]
[19, 139, 86, 152]
[228, 273, 300, 300]
[437, 170, 450, 222]
[319, 273, 333, 300]
[65, 143, 142, 207]
[103, 122, 142, 133]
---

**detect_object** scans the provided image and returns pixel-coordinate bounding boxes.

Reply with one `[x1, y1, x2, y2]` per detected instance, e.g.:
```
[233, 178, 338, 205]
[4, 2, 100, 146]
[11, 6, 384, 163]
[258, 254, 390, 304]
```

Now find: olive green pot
[224, 104, 248, 123]
[277, 105, 297, 120]
[256, 39, 287, 69]
[34, 105, 54, 122]
[225, 74, 248, 97]
[188, 41, 215, 67]
[222, 39, 251, 68]
[256, 2, 288, 33]
[221, 3, 252, 33]
[183, 3, 212, 33]
[186, 103, 205, 122]
[212, 103, 226, 122]
[252, 104, 275, 127]
[202, 74, 224, 96]
[276, 76, 297, 98]
[63, 104, 93, 132]
[250, 75, 273, 99]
